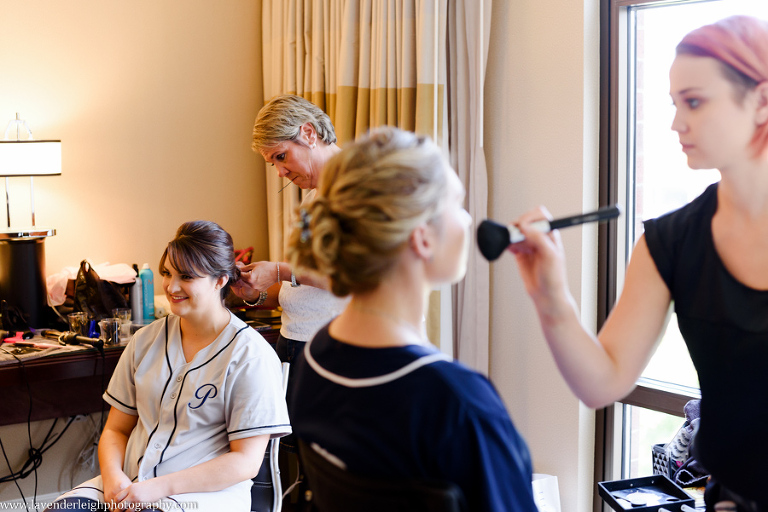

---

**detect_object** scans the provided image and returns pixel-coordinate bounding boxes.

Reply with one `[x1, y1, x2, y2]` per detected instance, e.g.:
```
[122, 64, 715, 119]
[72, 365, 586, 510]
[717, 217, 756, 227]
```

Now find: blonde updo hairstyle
[287, 127, 452, 298]
[253, 94, 337, 152]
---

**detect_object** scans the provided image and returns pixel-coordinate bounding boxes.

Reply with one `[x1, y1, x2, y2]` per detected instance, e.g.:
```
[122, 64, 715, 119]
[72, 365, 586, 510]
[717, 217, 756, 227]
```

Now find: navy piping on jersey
[153, 323, 249, 477]
[142, 317, 178, 473]
[49, 487, 104, 507]
[228, 423, 292, 436]
[166, 495, 184, 512]
[69, 485, 103, 495]
[104, 391, 137, 411]
[303, 339, 451, 388]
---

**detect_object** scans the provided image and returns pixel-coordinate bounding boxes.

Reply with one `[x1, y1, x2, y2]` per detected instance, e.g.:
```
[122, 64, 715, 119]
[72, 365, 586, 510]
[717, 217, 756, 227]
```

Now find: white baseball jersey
[53, 312, 291, 512]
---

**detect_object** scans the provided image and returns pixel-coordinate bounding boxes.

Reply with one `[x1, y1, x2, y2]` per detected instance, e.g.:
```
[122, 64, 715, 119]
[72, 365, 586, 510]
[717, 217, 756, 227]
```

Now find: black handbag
[73, 260, 128, 321]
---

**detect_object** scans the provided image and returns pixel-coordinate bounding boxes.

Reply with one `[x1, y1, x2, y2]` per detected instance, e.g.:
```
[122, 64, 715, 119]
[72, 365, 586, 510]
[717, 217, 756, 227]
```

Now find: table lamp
[0, 113, 60, 328]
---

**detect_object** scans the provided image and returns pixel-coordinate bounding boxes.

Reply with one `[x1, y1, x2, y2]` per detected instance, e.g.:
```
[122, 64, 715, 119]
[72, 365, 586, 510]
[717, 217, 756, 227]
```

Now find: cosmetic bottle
[139, 263, 154, 321]
[130, 263, 143, 324]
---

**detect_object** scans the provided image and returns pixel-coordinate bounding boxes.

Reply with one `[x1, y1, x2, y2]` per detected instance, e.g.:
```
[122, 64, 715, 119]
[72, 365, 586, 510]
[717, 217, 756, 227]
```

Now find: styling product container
[139, 263, 154, 321]
[130, 265, 143, 324]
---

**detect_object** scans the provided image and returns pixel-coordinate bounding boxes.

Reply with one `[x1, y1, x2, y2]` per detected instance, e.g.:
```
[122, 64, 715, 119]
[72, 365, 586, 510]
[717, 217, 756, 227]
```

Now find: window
[599, 0, 768, 500]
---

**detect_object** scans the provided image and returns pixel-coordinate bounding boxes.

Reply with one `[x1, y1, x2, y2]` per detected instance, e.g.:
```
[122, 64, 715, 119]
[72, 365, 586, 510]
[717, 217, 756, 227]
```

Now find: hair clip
[298, 209, 312, 243]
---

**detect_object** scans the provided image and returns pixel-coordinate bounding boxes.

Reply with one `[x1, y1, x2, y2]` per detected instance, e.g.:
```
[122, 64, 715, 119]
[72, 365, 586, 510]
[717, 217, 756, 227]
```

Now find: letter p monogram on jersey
[189, 383, 218, 409]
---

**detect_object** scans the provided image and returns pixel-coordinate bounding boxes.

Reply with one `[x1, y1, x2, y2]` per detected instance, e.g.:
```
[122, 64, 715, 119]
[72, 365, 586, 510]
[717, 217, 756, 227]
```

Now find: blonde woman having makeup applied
[509, 16, 768, 511]
[287, 127, 537, 512]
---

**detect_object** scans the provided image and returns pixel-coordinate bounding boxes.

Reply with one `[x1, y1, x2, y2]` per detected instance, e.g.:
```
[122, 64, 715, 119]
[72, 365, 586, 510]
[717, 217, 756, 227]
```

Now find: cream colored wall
[1, 1, 268, 287]
[0, 0, 266, 502]
[484, 1, 600, 511]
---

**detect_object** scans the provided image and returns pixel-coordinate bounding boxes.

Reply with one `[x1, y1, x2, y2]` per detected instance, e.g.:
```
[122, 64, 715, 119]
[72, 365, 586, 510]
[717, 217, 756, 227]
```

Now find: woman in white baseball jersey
[46, 221, 291, 512]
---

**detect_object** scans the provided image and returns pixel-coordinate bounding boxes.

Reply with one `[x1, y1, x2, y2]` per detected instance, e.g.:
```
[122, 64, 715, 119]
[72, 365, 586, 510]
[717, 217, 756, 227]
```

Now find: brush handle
[509, 205, 621, 243]
[476, 205, 621, 262]
[549, 205, 622, 230]
[508, 219, 550, 244]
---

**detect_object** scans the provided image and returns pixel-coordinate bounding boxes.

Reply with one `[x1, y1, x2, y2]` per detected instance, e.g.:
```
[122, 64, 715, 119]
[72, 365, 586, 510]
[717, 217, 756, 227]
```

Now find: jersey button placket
[170, 374, 184, 400]
[170, 372, 184, 400]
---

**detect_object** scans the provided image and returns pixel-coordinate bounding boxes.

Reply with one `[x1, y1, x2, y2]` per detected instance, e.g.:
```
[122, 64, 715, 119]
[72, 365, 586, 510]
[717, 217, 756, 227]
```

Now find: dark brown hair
[159, 220, 241, 300]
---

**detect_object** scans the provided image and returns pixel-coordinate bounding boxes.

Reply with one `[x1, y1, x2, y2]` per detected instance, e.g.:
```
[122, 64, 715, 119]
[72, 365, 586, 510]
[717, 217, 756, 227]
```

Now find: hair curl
[159, 220, 241, 301]
[287, 127, 452, 297]
[253, 94, 337, 153]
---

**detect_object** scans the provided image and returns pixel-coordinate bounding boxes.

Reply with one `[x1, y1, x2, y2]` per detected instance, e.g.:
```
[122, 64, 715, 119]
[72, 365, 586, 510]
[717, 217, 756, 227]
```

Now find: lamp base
[0, 230, 54, 329]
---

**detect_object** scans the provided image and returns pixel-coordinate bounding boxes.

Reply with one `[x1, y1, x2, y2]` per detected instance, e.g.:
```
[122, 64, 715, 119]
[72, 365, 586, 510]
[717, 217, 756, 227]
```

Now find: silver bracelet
[291, 270, 299, 287]
[244, 291, 268, 307]
[276, 262, 280, 284]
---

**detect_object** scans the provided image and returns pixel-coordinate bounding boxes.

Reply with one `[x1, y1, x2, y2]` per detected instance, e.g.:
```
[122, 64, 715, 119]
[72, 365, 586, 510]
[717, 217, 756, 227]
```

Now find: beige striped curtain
[261, 0, 446, 254]
[260, 0, 491, 371]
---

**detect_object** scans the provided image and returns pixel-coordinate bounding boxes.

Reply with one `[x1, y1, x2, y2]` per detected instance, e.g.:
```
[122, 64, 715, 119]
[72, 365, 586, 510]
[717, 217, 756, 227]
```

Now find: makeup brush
[477, 205, 621, 261]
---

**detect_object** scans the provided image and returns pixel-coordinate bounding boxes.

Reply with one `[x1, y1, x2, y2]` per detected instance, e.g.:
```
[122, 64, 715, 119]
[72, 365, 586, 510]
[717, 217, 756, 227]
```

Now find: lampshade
[0, 140, 62, 177]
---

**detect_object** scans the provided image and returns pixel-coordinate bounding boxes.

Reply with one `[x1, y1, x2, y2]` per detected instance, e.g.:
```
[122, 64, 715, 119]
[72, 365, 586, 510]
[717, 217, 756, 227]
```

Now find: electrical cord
[0, 345, 78, 511]
[49, 305, 68, 324]
[0, 437, 27, 512]
[0, 345, 32, 512]
[0, 328, 110, 509]
[0, 417, 77, 484]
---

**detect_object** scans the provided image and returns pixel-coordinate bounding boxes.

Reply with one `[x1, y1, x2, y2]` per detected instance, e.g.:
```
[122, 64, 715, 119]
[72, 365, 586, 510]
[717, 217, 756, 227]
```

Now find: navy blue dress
[645, 183, 768, 507]
[290, 324, 537, 512]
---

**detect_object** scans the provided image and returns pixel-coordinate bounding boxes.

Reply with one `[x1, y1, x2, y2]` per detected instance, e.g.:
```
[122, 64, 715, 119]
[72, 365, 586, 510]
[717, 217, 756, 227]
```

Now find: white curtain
[448, 0, 492, 373]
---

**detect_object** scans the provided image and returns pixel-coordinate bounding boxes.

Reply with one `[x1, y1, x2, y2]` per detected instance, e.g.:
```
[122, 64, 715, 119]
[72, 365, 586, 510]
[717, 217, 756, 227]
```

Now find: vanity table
[0, 321, 280, 427]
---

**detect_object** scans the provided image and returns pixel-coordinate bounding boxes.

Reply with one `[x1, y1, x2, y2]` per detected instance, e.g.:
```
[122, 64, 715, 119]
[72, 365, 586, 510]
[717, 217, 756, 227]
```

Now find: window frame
[595, 0, 709, 509]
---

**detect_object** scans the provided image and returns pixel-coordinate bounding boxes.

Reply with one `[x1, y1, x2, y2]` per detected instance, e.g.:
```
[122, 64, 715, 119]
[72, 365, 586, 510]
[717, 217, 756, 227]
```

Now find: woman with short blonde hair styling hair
[233, 93, 349, 508]
[286, 127, 538, 512]
[252, 93, 337, 153]
[232, 92, 347, 360]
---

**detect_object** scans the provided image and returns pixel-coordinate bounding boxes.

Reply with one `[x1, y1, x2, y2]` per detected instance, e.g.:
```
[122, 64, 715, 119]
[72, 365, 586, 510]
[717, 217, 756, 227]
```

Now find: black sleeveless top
[644, 182, 768, 504]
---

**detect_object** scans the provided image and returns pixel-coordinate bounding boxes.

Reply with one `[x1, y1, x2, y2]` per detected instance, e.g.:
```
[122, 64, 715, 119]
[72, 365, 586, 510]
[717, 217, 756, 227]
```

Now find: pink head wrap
[678, 16, 768, 154]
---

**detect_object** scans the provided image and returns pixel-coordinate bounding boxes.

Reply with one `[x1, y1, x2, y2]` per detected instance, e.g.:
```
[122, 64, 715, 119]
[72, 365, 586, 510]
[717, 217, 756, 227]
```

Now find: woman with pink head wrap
[507, 15, 768, 512]
[677, 15, 768, 156]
